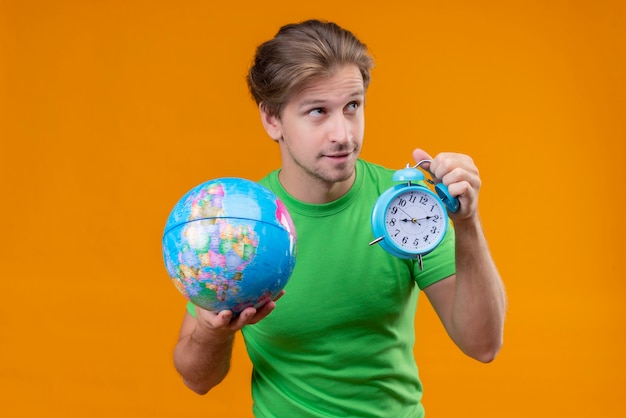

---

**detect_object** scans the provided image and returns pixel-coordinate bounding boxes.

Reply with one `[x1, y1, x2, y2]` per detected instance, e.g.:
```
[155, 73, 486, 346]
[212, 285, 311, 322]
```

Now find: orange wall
[1, 1, 624, 417]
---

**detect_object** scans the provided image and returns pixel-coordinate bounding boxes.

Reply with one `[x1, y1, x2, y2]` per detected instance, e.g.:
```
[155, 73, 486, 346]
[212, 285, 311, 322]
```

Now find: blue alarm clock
[369, 160, 460, 270]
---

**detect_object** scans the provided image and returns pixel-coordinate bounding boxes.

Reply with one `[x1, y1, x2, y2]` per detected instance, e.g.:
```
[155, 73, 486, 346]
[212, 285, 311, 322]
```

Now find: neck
[278, 169, 355, 204]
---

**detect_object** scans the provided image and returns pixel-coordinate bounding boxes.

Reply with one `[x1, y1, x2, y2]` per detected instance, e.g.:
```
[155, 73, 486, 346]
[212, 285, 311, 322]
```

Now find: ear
[259, 103, 283, 141]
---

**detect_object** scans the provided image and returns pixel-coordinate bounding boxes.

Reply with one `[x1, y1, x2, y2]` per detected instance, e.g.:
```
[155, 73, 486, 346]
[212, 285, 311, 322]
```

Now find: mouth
[323, 151, 353, 160]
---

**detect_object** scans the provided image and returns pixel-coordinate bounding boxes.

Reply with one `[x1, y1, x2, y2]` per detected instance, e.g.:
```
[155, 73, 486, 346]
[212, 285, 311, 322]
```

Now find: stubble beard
[303, 147, 360, 186]
[279, 135, 361, 190]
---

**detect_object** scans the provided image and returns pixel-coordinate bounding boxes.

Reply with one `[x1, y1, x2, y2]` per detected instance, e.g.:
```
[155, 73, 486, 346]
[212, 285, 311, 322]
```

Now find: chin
[323, 167, 356, 184]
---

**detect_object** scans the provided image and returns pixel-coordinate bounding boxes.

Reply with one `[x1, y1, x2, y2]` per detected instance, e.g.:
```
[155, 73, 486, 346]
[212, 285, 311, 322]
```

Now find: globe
[162, 178, 297, 314]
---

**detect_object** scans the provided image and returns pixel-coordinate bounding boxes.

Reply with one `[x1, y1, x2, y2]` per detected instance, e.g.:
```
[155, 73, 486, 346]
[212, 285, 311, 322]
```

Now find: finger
[229, 307, 257, 330]
[412, 148, 433, 165]
[446, 179, 472, 199]
[257, 299, 277, 317]
[214, 310, 233, 326]
[412, 148, 438, 180]
[441, 165, 481, 193]
[195, 308, 234, 333]
[199, 309, 232, 329]
[247, 300, 278, 325]
[246, 292, 284, 325]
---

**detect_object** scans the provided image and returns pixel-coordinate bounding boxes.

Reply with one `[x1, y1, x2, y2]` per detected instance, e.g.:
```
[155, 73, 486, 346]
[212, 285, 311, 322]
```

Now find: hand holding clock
[411, 148, 481, 222]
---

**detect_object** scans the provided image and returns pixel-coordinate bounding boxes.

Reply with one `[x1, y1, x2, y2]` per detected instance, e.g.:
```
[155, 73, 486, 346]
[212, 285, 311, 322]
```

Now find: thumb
[412, 148, 433, 164]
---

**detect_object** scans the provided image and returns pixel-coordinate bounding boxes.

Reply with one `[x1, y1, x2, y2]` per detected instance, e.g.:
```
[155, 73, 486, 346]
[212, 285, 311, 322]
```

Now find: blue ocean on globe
[162, 178, 297, 313]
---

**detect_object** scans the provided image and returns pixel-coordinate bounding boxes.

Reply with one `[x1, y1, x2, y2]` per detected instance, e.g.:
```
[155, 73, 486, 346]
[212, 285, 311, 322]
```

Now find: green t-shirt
[188, 159, 456, 417]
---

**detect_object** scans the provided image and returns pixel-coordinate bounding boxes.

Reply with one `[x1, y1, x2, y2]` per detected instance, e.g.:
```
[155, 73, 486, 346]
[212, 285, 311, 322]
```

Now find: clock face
[384, 188, 447, 254]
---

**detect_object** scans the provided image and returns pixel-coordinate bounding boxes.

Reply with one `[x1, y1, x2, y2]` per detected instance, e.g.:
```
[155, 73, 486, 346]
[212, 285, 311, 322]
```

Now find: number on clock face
[385, 190, 446, 252]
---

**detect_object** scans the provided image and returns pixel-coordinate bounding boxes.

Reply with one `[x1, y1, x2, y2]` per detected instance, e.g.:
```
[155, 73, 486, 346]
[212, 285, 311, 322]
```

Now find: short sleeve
[413, 220, 456, 289]
[186, 300, 197, 317]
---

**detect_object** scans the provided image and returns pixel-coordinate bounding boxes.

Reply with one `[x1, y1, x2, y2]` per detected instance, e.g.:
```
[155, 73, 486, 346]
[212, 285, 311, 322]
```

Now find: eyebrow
[298, 90, 365, 108]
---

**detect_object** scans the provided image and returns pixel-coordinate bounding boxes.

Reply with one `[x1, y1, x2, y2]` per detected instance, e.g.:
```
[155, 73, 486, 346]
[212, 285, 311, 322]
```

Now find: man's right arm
[173, 293, 284, 394]
[173, 310, 236, 394]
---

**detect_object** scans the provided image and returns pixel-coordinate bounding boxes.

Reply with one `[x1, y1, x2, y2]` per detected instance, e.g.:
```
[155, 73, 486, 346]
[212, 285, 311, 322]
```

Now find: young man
[173, 20, 506, 417]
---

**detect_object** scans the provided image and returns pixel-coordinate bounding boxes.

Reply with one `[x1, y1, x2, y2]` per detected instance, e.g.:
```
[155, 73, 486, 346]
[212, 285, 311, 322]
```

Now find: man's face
[261, 64, 365, 198]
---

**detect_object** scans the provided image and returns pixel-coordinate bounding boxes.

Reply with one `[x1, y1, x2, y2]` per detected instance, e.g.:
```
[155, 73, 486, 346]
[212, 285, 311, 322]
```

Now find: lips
[323, 150, 353, 159]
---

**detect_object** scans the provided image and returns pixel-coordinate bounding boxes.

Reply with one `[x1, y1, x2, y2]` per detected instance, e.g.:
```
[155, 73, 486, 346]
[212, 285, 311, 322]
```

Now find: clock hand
[413, 215, 436, 222]
[400, 213, 439, 225]
[400, 218, 423, 226]
[397, 207, 416, 221]
[397, 218, 423, 229]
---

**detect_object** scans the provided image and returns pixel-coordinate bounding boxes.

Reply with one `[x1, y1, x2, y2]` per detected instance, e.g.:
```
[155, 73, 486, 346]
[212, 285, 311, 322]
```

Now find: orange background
[1, 0, 624, 417]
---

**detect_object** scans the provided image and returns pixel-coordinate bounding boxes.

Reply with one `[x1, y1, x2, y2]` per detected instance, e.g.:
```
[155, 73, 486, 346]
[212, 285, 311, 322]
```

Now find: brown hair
[247, 20, 375, 118]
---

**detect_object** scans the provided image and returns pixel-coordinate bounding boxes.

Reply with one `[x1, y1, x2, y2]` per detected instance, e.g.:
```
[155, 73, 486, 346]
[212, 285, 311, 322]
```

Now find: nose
[329, 113, 352, 144]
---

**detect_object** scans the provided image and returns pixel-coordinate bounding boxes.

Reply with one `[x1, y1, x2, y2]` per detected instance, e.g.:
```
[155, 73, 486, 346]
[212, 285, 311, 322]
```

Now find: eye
[308, 107, 325, 117]
[345, 101, 360, 112]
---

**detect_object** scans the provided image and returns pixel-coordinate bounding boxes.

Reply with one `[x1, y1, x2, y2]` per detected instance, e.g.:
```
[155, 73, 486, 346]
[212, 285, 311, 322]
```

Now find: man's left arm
[414, 148, 507, 362]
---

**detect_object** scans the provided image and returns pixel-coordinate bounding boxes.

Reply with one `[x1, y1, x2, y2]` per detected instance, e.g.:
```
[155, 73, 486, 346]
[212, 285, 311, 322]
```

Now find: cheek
[292, 123, 322, 146]
[352, 116, 365, 138]
[282, 125, 317, 154]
